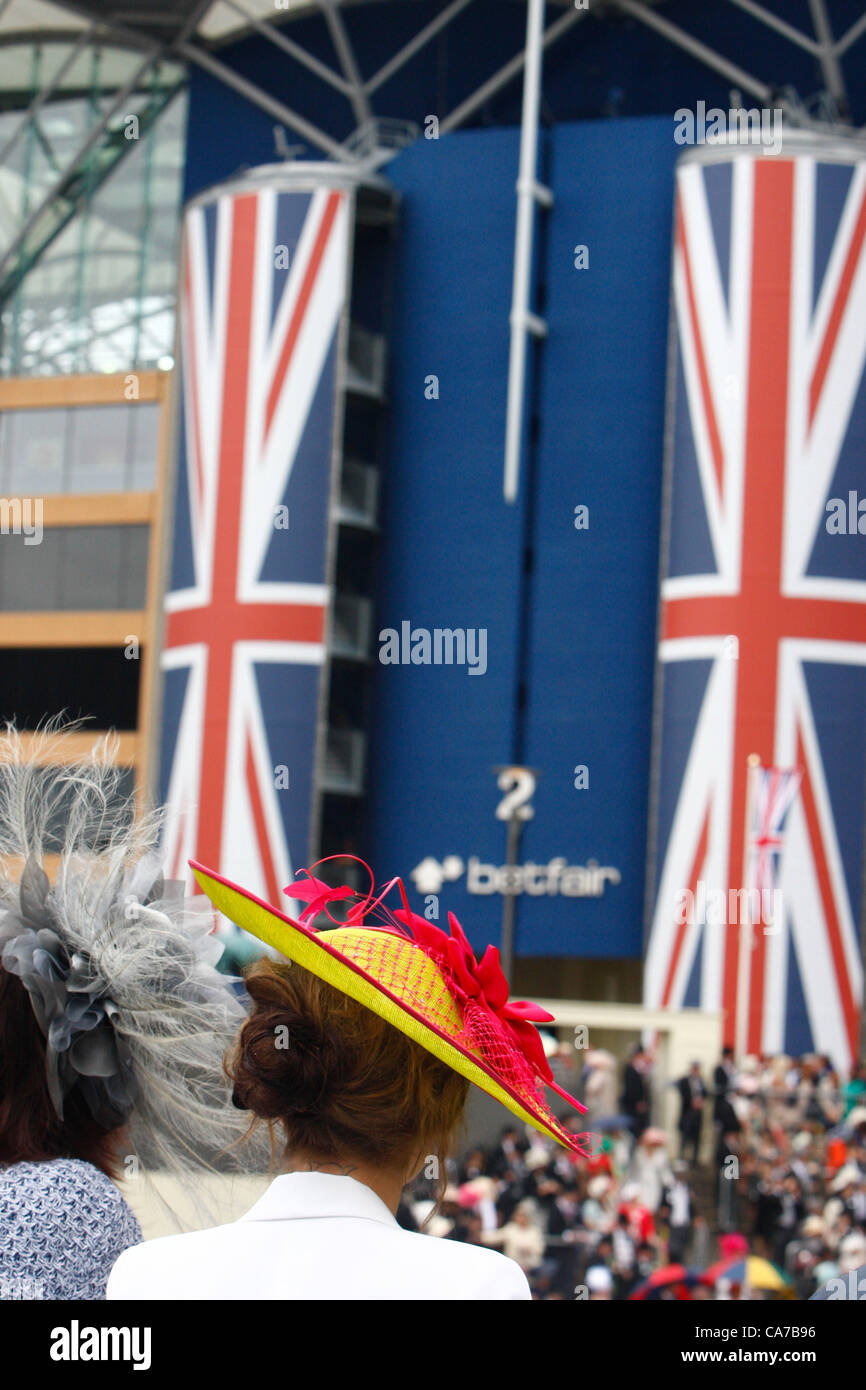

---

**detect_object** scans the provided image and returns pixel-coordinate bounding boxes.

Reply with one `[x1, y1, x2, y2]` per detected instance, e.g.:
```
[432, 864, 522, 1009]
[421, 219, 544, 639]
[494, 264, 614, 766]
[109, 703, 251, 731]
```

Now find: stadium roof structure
[3, 2, 866, 142]
[3, 0, 866, 485]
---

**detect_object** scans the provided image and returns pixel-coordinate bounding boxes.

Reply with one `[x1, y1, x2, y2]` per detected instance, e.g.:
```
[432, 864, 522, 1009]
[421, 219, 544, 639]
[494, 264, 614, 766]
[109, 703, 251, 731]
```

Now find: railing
[330, 593, 374, 661]
[320, 728, 366, 795]
[334, 458, 379, 528]
[345, 324, 386, 398]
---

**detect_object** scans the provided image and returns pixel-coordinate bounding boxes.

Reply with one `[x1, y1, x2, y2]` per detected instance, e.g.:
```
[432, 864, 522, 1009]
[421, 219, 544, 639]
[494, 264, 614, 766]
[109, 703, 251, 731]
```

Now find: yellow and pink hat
[190, 856, 593, 1156]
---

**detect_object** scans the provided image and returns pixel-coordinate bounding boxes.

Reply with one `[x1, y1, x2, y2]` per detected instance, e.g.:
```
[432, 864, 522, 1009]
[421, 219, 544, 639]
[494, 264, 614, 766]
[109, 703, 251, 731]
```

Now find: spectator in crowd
[785, 1214, 826, 1299]
[627, 1128, 673, 1212]
[458, 1175, 498, 1233]
[713, 1046, 737, 1121]
[660, 1160, 694, 1263]
[676, 1061, 708, 1163]
[488, 1126, 528, 1179]
[582, 1049, 618, 1121]
[585, 1264, 614, 1300]
[582, 1175, 616, 1233]
[842, 1062, 866, 1118]
[811, 1257, 866, 1300]
[621, 1044, 651, 1138]
[771, 1173, 806, 1265]
[482, 1199, 546, 1275]
[715, 1082, 743, 1159]
[458, 1146, 488, 1182]
[611, 1210, 639, 1290]
[715, 1082, 743, 1236]
[618, 1182, 656, 1245]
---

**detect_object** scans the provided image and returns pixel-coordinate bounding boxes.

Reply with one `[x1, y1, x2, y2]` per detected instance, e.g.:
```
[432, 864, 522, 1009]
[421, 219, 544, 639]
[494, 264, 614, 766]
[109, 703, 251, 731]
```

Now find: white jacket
[107, 1172, 531, 1301]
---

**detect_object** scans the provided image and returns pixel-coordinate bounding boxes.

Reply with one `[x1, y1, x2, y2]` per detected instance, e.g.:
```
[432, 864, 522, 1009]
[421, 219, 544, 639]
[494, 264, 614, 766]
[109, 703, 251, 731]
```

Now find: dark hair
[0, 967, 121, 1178]
[230, 958, 469, 1176]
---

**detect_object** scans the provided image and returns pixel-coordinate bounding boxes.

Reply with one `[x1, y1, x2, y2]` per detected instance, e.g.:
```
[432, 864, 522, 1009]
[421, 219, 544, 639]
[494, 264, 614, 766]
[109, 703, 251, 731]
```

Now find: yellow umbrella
[705, 1255, 794, 1296]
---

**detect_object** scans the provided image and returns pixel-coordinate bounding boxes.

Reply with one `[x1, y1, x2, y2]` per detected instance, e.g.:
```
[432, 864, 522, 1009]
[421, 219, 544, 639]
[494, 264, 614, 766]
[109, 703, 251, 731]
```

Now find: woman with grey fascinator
[0, 720, 263, 1300]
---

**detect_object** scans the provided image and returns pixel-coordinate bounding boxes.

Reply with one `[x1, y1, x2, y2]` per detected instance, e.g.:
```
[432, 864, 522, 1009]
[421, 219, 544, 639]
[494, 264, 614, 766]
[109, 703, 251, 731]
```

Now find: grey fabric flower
[0, 723, 270, 1228]
[0, 855, 137, 1127]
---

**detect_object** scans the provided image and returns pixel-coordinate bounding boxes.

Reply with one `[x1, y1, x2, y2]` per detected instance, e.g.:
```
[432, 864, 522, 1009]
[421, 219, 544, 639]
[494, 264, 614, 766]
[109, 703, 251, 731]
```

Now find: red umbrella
[628, 1265, 703, 1300]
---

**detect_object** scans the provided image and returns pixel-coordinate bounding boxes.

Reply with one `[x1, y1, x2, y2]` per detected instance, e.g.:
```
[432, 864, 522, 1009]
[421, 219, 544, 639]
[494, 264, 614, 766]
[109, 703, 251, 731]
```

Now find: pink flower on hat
[284, 875, 355, 924]
[282, 859, 580, 1108]
[393, 906, 557, 1085]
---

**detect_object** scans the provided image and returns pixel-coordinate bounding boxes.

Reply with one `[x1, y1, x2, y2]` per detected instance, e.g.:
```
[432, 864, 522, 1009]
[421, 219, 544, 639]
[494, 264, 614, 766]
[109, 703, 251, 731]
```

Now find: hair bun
[232, 1007, 337, 1121]
[230, 957, 469, 1170]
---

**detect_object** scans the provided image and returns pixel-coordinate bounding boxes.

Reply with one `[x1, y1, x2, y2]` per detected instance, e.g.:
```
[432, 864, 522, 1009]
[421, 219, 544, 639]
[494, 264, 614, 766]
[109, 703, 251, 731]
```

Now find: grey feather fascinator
[0, 721, 267, 1206]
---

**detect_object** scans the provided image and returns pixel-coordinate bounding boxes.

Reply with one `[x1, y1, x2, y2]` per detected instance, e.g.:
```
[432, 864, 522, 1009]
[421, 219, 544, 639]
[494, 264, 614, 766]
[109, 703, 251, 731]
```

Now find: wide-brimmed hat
[801, 1215, 826, 1238]
[640, 1127, 669, 1147]
[831, 1163, 861, 1191]
[190, 857, 593, 1156]
[587, 1175, 612, 1199]
[838, 1231, 866, 1273]
[458, 1177, 497, 1206]
[735, 1074, 759, 1095]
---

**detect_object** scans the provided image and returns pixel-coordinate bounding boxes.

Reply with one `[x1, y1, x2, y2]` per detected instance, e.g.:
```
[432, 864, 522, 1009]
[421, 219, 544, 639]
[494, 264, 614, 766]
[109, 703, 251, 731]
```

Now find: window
[0, 404, 159, 493]
[0, 525, 149, 610]
[0, 647, 141, 731]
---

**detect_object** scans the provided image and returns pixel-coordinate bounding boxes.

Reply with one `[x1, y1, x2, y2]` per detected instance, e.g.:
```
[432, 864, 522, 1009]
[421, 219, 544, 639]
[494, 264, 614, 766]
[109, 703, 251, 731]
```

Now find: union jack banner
[645, 144, 866, 1069]
[158, 180, 352, 912]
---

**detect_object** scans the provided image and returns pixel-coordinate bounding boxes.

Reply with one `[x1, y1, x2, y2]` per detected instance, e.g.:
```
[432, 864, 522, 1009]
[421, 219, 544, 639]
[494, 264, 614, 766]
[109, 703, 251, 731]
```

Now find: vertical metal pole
[10, 44, 41, 374]
[74, 44, 101, 373]
[499, 811, 523, 985]
[504, 0, 549, 503]
[132, 69, 159, 372]
[735, 753, 761, 1058]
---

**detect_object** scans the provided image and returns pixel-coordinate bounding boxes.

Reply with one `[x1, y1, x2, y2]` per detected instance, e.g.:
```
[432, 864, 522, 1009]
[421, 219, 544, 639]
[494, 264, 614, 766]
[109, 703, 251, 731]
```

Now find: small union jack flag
[158, 181, 351, 912]
[736, 762, 803, 1051]
[747, 763, 802, 916]
[645, 145, 866, 1069]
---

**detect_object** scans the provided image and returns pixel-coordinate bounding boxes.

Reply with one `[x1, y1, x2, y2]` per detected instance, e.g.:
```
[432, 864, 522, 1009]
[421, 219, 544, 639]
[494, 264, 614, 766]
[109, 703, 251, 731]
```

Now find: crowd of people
[3, 728, 863, 1304]
[402, 1045, 866, 1300]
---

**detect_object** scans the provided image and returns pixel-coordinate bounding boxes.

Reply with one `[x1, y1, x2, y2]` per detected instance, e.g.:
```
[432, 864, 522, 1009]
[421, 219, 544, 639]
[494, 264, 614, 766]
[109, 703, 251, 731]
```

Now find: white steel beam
[808, 0, 850, 117]
[834, 10, 866, 58]
[0, 24, 96, 170]
[440, 2, 586, 134]
[319, 0, 373, 129]
[218, 0, 355, 98]
[364, 0, 475, 96]
[0, 47, 165, 280]
[613, 0, 774, 104]
[725, 0, 822, 56]
[504, 0, 549, 504]
[178, 41, 355, 161]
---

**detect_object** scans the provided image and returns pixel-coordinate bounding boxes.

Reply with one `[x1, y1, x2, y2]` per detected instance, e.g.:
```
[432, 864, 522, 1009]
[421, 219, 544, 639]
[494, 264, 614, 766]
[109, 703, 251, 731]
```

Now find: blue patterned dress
[0, 1157, 142, 1300]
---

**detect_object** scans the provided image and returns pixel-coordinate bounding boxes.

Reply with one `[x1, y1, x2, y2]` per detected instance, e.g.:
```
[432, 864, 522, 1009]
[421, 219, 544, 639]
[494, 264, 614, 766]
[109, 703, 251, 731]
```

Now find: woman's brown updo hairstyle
[230, 957, 469, 1177]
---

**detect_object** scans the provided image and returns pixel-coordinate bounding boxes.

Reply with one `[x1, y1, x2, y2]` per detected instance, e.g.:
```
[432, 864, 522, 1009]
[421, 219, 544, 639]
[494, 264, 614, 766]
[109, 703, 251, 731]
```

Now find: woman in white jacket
[109, 856, 594, 1301]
